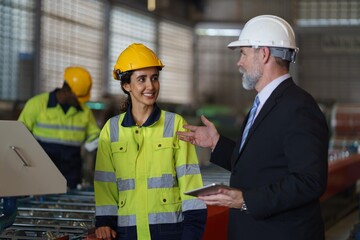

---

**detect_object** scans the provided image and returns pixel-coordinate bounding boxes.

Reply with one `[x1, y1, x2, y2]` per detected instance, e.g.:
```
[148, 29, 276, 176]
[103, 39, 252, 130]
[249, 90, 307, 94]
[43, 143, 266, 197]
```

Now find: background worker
[18, 66, 100, 190]
[94, 43, 207, 240]
[177, 15, 329, 240]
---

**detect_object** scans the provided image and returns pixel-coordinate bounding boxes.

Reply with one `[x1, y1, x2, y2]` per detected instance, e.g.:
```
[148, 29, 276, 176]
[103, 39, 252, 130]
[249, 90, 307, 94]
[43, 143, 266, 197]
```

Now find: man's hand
[198, 188, 244, 209]
[177, 115, 220, 150]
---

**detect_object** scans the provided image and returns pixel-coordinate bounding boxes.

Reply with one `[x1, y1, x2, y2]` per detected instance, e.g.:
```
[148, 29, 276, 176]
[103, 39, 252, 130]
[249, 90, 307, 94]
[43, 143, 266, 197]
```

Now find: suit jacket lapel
[233, 78, 294, 167]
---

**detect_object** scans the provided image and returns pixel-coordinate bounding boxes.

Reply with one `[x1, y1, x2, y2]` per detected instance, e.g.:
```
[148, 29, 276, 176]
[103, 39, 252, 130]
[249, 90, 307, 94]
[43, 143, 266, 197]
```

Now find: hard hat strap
[269, 47, 297, 63]
[113, 69, 121, 80]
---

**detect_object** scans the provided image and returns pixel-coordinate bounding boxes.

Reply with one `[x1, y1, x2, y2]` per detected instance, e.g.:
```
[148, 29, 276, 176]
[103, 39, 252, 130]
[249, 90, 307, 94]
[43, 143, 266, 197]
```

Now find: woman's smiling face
[123, 67, 160, 108]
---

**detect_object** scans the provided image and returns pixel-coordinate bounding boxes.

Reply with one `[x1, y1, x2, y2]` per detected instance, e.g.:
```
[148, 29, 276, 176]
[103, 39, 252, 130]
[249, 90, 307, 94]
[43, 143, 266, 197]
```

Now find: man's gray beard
[239, 69, 257, 90]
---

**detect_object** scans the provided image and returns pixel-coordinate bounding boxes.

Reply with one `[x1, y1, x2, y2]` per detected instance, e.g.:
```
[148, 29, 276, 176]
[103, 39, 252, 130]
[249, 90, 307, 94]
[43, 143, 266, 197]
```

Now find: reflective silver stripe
[34, 136, 82, 146]
[149, 211, 183, 224]
[176, 164, 201, 178]
[147, 174, 178, 189]
[94, 170, 116, 183]
[110, 115, 120, 142]
[182, 198, 207, 211]
[96, 205, 118, 216]
[163, 112, 175, 137]
[86, 134, 99, 142]
[36, 123, 86, 131]
[118, 178, 135, 191]
[118, 214, 136, 226]
[117, 212, 183, 227]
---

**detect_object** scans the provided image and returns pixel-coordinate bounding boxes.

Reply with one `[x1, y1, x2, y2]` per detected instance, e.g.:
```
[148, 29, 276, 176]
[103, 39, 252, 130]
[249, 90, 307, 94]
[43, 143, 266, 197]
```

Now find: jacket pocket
[153, 138, 178, 151]
[160, 189, 181, 205]
[152, 138, 178, 175]
[111, 141, 133, 178]
[111, 141, 128, 153]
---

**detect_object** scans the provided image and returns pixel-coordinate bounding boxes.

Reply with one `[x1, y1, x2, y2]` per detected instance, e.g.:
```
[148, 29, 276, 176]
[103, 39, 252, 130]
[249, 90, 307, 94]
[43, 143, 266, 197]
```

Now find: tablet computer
[184, 183, 233, 197]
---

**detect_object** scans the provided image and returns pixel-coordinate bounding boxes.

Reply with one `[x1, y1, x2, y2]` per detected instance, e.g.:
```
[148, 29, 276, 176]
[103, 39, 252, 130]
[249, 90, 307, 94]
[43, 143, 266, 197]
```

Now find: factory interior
[1, 0, 360, 239]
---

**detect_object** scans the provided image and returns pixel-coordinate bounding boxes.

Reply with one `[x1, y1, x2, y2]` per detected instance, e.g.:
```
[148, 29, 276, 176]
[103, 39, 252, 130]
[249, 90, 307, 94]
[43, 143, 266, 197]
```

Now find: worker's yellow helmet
[64, 66, 92, 103]
[113, 43, 164, 80]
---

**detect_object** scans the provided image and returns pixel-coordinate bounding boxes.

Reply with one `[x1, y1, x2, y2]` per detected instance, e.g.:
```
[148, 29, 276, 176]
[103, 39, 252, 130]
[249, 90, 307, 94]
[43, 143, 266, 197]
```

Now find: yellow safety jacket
[18, 90, 100, 188]
[94, 106, 206, 239]
[18, 91, 99, 146]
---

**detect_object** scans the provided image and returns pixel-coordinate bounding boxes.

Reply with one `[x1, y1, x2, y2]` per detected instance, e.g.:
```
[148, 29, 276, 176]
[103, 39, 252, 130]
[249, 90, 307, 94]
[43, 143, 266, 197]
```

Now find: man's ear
[261, 47, 271, 63]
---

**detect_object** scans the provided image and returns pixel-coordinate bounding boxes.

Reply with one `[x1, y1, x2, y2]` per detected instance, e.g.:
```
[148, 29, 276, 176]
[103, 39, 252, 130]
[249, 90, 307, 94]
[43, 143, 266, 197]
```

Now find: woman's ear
[123, 83, 131, 92]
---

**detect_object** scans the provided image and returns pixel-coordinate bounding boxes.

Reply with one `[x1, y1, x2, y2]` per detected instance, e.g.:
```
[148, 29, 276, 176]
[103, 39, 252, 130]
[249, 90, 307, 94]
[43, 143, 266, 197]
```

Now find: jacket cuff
[95, 215, 117, 230]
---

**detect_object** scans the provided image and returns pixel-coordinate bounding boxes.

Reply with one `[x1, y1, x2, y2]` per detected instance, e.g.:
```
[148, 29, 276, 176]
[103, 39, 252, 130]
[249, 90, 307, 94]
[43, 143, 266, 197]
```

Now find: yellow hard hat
[64, 66, 92, 103]
[113, 43, 164, 80]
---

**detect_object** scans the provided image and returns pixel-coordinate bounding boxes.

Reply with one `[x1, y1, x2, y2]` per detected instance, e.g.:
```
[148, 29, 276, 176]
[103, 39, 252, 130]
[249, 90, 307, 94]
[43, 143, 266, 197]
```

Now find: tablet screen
[184, 183, 232, 197]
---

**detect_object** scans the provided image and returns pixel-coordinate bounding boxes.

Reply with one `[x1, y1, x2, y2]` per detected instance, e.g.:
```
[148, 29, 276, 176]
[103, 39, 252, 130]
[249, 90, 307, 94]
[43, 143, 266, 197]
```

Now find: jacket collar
[252, 77, 294, 128]
[47, 89, 60, 108]
[121, 103, 161, 127]
[47, 89, 83, 112]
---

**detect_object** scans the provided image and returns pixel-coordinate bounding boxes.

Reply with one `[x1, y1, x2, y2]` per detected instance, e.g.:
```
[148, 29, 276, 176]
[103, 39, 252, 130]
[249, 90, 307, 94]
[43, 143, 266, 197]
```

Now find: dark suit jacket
[210, 78, 329, 240]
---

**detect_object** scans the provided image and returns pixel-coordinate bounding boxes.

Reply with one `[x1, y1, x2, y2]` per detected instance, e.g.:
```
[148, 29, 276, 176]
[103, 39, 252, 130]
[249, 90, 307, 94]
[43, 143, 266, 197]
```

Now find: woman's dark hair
[119, 70, 133, 112]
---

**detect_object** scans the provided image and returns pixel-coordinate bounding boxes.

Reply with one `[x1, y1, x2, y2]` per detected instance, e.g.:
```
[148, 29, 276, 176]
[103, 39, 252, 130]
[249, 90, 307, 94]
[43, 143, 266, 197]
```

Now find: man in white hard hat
[177, 15, 329, 240]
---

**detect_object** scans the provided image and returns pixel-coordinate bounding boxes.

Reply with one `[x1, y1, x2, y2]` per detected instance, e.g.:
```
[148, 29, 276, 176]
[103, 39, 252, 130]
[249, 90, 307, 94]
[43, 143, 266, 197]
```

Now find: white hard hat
[228, 15, 299, 62]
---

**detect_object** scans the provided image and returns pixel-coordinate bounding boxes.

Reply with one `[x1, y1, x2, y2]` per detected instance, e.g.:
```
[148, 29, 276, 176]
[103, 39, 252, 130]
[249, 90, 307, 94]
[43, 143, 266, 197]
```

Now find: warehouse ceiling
[114, 0, 294, 26]
[114, 0, 205, 25]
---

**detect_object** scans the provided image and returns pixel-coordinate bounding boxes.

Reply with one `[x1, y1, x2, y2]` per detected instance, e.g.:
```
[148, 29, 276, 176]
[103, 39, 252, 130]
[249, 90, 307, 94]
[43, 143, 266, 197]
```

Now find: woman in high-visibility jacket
[94, 43, 207, 240]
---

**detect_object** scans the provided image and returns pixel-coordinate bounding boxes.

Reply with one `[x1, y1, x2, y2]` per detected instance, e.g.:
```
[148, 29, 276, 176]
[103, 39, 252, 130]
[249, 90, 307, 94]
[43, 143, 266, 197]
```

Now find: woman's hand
[95, 226, 116, 240]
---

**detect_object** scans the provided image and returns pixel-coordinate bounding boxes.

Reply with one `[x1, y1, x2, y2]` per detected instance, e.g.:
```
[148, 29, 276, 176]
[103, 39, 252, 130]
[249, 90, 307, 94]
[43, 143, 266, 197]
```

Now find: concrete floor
[325, 209, 358, 240]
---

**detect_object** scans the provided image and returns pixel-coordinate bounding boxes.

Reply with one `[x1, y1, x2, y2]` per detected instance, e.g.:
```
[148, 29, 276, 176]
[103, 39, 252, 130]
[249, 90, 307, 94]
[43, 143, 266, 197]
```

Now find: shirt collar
[257, 73, 290, 106]
[122, 103, 161, 127]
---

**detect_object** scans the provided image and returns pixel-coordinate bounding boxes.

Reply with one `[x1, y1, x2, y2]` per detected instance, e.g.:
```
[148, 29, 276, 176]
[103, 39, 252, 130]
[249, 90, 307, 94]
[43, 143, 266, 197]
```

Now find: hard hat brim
[228, 40, 300, 52]
[76, 93, 90, 103]
[227, 40, 246, 49]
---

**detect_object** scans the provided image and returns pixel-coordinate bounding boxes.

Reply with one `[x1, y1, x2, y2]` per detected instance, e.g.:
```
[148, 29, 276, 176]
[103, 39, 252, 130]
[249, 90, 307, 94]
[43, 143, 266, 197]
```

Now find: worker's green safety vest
[18, 92, 99, 146]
